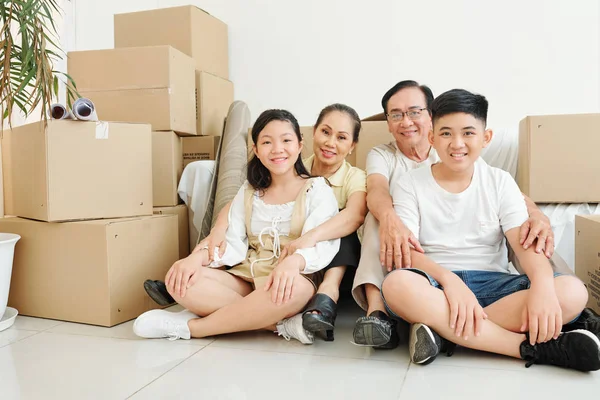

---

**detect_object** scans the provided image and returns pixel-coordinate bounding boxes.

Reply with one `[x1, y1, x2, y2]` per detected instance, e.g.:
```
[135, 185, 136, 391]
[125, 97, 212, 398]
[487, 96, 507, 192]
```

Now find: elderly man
[351, 80, 560, 349]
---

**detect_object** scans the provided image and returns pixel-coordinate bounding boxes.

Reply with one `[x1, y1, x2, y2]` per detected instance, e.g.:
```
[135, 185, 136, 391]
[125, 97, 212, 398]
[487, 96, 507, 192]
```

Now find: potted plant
[1, 0, 78, 127]
[0, 0, 77, 329]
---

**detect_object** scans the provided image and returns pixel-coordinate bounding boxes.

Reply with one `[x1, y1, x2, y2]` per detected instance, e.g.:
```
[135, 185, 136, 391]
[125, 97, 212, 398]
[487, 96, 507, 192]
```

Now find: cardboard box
[153, 131, 182, 207]
[0, 215, 179, 327]
[353, 121, 390, 170]
[114, 5, 229, 79]
[68, 46, 196, 135]
[518, 114, 600, 202]
[246, 121, 390, 170]
[575, 215, 600, 314]
[3, 120, 152, 222]
[0, 137, 4, 217]
[154, 205, 189, 259]
[182, 136, 221, 167]
[195, 71, 233, 137]
[1, 129, 14, 216]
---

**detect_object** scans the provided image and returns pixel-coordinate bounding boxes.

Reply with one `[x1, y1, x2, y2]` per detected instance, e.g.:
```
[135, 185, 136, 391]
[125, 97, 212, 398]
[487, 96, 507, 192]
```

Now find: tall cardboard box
[153, 131, 182, 206]
[182, 136, 221, 167]
[154, 205, 189, 259]
[575, 215, 600, 314]
[518, 114, 600, 202]
[68, 46, 196, 135]
[1, 129, 14, 216]
[114, 6, 229, 79]
[196, 71, 233, 136]
[0, 215, 178, 327]
[353, 121, 390, 170]
[246, 121, 390, 170]
[4, 120, 152, 222]
[0, 137, 4, 217]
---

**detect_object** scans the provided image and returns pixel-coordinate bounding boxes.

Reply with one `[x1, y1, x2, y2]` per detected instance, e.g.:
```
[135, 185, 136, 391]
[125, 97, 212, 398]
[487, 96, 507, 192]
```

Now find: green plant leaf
[1, 0, 74, 128]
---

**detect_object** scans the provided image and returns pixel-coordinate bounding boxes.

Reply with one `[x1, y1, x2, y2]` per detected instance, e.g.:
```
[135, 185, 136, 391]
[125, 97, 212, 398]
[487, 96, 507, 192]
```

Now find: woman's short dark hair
[381, 80, 434, 114]
[248, 109, 311, 192]
[313, 103, 361, 143]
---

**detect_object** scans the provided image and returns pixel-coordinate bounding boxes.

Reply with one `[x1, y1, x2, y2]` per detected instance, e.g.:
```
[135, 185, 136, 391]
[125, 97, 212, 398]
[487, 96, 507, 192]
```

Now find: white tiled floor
[0, 299, 598, 400]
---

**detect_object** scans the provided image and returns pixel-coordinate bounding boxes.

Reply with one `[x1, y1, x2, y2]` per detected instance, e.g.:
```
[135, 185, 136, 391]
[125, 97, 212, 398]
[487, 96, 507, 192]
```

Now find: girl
[134, 109, 340, 343]
[144, 104, 368, 341]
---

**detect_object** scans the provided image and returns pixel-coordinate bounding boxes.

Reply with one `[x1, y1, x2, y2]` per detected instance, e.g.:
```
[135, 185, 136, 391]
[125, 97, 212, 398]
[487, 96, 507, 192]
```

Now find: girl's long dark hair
[248, 109, 311, 192]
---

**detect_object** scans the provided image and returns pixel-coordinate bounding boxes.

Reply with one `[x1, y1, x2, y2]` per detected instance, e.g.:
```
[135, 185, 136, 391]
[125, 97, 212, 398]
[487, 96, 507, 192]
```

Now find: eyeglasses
[386, 108, 427, 122]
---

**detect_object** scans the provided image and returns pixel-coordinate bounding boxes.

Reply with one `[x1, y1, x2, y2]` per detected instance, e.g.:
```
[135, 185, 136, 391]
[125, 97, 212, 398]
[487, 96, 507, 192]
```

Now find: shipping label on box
[182, 136, 221, 167]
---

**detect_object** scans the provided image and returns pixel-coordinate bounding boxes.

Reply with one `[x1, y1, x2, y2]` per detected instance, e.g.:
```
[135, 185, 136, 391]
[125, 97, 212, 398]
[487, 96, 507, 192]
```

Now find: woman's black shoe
[143, 280, 176, 306]
[302, 293, 338, 341]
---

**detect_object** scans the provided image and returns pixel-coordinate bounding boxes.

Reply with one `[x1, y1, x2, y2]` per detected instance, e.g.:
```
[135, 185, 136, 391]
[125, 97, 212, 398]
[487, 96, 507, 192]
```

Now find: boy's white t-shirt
[392, 158, 529, 273]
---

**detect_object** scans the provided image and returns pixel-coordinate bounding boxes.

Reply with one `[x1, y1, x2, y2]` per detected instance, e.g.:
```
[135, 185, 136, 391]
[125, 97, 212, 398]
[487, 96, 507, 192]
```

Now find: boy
[381, 89, 600, 371]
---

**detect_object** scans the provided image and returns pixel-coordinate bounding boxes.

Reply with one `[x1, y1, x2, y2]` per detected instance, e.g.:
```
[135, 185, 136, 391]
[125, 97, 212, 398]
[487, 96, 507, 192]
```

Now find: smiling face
[312, 110, 356, 169]
[253, 120, 303, 177]
[430, 112, 493, 174]
[386, 87, 432, 148]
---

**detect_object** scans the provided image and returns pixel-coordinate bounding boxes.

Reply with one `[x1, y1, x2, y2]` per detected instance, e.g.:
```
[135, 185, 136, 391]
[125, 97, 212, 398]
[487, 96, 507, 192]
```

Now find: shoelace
[250, 217, 282, 278]
[524, 339, 569, 368]
[277, 331, 292, 341]
[163, 320, 182, 341]
[276, 318, 293, 341]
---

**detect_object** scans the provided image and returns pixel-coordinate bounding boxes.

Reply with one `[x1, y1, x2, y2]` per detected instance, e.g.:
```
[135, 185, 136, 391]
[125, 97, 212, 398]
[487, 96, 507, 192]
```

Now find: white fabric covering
[177, 161, 216, 252]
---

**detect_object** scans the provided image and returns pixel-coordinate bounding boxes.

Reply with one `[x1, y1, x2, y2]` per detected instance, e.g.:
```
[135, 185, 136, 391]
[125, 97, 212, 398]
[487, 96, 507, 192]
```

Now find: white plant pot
[0, 233, 20, 321]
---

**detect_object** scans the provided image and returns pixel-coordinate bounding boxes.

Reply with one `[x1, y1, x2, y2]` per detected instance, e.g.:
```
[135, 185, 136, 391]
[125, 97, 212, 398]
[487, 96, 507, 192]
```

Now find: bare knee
[555, 276, 588, 318]
[381, 271, 427, 312]
[282, 278, 315, 315]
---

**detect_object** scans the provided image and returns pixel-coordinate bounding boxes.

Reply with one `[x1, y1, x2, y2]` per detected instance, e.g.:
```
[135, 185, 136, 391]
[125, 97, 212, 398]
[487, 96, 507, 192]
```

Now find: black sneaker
[143, 280, 176, 306]
[352, 310, 399, 349]
[563, 308, 600, 338]
[520, 329, 600, 371]
[409, 323, 456, 365]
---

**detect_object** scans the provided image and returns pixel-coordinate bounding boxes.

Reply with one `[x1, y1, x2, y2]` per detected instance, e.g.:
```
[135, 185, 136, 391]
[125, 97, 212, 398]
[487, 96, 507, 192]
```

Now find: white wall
[69, 0, 599, 130]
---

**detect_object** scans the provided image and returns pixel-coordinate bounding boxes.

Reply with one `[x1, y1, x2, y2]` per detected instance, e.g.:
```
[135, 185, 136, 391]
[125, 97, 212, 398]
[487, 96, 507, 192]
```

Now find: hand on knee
[165, 261, 207, 300]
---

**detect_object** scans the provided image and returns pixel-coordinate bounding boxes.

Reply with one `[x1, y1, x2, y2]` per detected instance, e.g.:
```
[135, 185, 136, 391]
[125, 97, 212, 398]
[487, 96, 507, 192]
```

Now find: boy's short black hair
[430, 89, 488, 126]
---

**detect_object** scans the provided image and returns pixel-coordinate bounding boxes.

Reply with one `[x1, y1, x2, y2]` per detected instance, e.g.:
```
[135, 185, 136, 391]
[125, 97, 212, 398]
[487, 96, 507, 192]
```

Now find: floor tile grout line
[125, 345, 209, 399]
[396, 362, 413, 399]
[204, 343, 412, 364]
[0, 330, 43, 349]
[430, 362, 528, 373]
[29, 328, 210, 346]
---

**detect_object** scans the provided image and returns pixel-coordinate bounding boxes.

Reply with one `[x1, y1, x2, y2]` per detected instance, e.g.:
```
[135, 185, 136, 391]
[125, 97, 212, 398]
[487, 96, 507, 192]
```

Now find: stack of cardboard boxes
[0, 6, 232, 326]
[0, 120, 179, 327]
[517, 114, 600, 313]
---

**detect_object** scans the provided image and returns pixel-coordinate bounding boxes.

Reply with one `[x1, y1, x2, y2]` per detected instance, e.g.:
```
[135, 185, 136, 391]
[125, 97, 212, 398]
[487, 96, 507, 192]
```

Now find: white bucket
[0, 233, 20, 321]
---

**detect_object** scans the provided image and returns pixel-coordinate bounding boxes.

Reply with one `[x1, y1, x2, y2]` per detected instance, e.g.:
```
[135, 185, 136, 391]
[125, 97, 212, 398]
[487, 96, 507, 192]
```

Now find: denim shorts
[381, 268, 563, 321]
